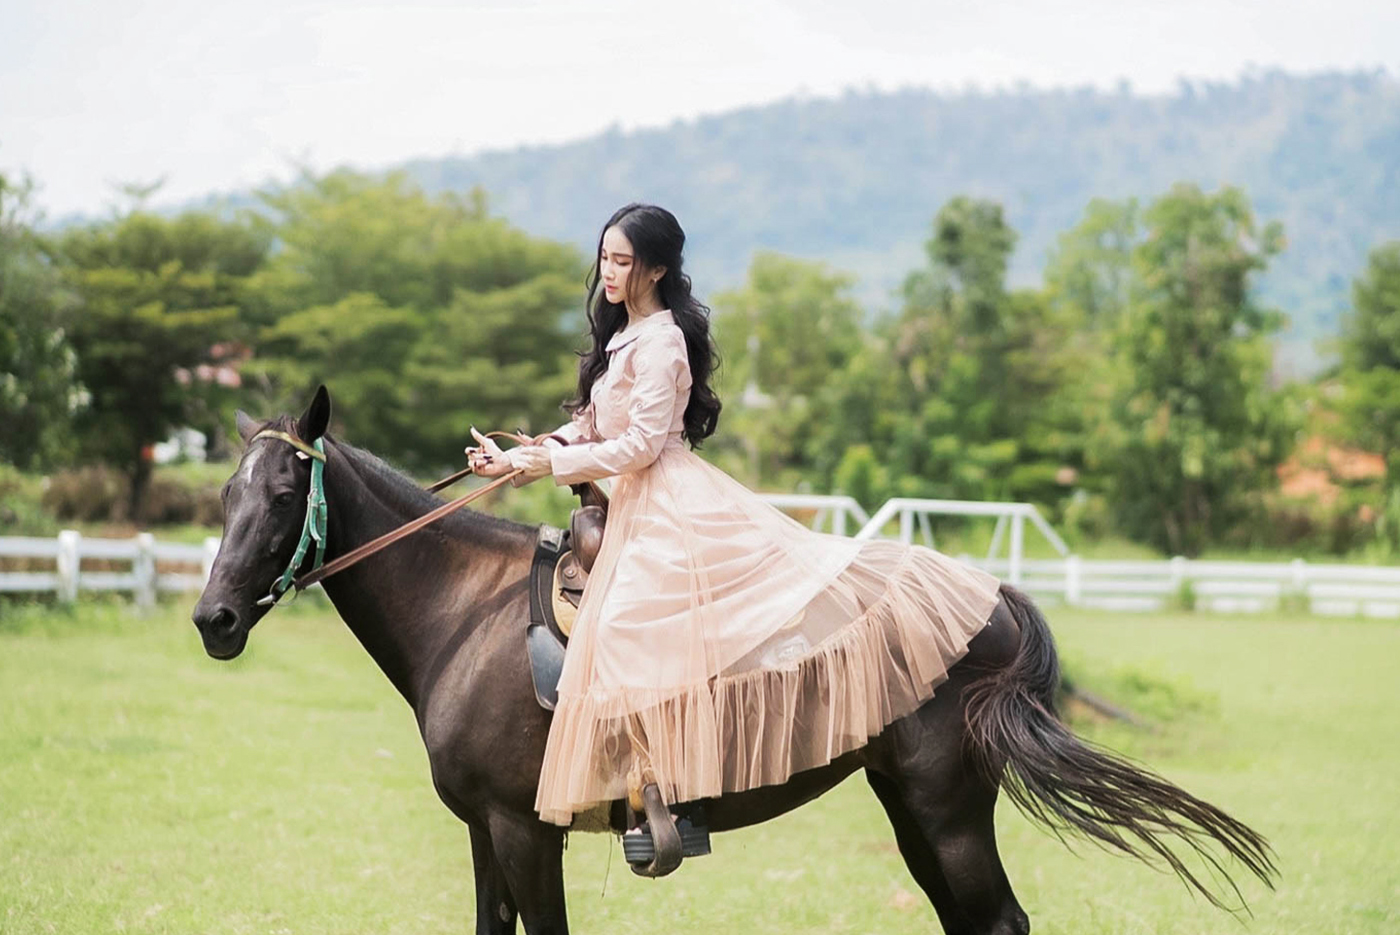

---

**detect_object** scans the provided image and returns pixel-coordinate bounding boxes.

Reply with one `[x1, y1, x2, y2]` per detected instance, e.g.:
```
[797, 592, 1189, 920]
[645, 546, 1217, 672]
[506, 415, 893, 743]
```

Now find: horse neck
[317, 441, 535, 710]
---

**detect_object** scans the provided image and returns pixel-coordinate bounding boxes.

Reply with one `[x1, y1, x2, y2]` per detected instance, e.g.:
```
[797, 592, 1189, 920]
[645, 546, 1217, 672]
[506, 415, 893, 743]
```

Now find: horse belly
[703, 753, 868, 832]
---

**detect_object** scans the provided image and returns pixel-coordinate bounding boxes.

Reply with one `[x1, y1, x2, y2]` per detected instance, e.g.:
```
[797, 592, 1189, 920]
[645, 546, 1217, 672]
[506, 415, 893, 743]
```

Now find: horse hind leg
[870, 761, 1029, 935]
[866, 631, 1031, 935]
[866, 769, 969, 933]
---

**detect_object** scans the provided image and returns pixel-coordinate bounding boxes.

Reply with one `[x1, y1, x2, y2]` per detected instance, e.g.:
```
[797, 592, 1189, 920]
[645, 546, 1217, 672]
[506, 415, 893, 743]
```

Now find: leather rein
[251, 428, 547, 607]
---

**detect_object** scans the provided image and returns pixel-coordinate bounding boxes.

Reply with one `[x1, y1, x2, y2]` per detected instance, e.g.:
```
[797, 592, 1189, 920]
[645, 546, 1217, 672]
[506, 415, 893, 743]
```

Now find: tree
[815, 197, 1083, 507]
[0, 172, 79, 468]
[1044, 197, 1139, 331]
[1337, 241, 1400, 546]
[711, 252, 864, 485]
[1338, 241, 1400, 480]
[250, 170, 585, 469]
[1096, 184, 1298, 555]
[49, 205, 271, 515]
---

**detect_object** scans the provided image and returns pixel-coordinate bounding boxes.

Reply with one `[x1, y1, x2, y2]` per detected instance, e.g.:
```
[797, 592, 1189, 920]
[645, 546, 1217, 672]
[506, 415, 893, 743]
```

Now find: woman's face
[600, 224, 657, 307]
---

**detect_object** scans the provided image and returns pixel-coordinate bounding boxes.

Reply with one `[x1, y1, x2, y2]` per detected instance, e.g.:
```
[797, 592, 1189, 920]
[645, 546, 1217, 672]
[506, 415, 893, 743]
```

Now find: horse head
[192, 385, 332, 660]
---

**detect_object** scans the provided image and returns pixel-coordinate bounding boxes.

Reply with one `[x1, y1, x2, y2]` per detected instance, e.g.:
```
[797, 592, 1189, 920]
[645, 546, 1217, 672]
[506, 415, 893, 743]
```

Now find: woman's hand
[465, 426, 512, 478]
[509, 445, 553, 482]
[466, 426, 554, 482]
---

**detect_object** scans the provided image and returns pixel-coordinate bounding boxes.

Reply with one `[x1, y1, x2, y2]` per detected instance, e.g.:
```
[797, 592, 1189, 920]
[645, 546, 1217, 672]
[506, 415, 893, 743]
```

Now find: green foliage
[0, 172, 79, 468]
[1094, 185, 1301, 556]
[0, 464, 58, 535]
[711, 253, 864, 485]
[1334, 242, 1400, 553]
[831, 445, 888, 508]
[247, 170, 585, 470]
[1338, 243, 1400, 483]
[808, 197, 1084, 508]
[8, 153, 1392, 558]
[1044, 197, 1139, 331]
[46, 200, 272, 514]
[37, 464, 223, 527]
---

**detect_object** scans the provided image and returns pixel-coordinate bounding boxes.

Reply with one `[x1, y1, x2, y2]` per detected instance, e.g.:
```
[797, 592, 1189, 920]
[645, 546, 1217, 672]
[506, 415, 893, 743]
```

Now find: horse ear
[235, 410, 259, 443]
[297, 385, 332, 442]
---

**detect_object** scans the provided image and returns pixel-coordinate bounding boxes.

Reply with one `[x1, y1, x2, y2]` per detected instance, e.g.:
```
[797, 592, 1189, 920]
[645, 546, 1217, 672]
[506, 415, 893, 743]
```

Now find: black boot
[622, 785, 711, 877]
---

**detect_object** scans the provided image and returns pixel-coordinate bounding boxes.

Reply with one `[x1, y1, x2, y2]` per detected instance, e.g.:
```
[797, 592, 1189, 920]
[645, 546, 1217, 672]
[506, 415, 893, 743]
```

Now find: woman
[467, 203, 1002, 874]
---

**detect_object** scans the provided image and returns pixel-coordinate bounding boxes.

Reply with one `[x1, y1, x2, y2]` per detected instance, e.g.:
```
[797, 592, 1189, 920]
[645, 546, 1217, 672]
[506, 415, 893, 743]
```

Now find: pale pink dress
[507, 309, 1003, 827]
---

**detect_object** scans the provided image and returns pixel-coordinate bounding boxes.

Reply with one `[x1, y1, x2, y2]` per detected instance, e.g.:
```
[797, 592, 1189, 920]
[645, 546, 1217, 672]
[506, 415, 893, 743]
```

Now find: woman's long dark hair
[566, 203, 721, 447]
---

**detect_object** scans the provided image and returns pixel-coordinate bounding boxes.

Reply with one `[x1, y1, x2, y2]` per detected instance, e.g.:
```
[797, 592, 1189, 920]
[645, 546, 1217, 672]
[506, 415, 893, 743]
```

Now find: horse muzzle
[192, 603, 249, 660]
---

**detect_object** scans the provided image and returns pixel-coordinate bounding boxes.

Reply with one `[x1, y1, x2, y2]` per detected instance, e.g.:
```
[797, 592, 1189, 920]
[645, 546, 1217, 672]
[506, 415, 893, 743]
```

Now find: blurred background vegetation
[3, 72, 1398, 562]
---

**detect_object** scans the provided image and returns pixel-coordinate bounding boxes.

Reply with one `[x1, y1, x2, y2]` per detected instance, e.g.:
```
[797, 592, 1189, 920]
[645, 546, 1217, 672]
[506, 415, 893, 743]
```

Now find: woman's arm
[547, 329, 689, 485]
[499, 395, 598, 488]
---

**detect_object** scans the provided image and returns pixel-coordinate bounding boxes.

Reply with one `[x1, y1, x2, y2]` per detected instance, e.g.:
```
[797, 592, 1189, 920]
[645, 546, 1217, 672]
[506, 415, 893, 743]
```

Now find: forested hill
[401, 69, 1400, 373]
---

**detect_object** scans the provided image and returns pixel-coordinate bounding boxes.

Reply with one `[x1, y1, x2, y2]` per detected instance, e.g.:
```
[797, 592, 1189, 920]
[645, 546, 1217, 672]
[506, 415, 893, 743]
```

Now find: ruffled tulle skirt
[534, 442, 1003, 826]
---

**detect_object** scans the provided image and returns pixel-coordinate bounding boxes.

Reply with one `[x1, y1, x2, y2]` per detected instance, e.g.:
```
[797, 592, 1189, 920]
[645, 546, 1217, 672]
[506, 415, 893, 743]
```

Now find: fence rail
[0, 532, 217, 608]
[4, 523, 1399, 619]
[968, 555, 1400, 619]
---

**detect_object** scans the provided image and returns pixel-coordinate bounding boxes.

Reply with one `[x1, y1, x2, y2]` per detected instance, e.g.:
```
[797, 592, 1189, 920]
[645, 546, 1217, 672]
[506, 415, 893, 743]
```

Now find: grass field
[1, 597, 1396, 934]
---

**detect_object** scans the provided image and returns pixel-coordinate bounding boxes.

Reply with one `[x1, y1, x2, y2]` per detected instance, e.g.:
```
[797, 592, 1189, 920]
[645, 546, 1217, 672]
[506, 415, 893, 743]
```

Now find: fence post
[1169, 555, 1187, 587]
[1291, 557, 1308, 612]
[57, 530, 81, 603]
[201, 537, 221, 585]
[1066, 554, 1082, 606]
[134, 532, 157, 610]
[899, 506, 914, 545]
[1008, 512, 1025, 585]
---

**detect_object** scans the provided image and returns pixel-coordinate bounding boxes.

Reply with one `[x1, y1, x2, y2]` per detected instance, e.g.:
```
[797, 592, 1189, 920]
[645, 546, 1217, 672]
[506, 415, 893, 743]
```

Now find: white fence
[4, 514, 1400, 619]
[967, 555, 1400, 619]
[852, 498, 1070, 585]
[0, 531, 218, 608]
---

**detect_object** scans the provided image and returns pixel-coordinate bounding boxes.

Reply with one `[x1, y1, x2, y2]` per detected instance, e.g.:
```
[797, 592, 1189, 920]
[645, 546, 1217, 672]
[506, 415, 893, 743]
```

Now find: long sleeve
[546, 402, 598, 446]
[548, 330, 689, 485]
[503, 403, 598, 487]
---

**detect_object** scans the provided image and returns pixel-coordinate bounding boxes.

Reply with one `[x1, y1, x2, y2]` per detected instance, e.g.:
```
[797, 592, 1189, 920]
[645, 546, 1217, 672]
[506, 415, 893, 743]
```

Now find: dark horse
[192, 388, 1275, 934]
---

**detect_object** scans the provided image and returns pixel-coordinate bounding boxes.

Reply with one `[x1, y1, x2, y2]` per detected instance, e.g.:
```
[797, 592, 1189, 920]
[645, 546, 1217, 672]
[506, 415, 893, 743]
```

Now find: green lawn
[1, 598, 1395, 934]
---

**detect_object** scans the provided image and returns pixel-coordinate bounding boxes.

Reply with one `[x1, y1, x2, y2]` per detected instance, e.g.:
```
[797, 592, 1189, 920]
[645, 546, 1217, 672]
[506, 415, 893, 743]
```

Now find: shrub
[38, 465, 224, 527]
[40, 465, 128, 523]
[0, 464, 59, 535]
[139, 477, 223, 526]
[1227, 489, 1379, 555]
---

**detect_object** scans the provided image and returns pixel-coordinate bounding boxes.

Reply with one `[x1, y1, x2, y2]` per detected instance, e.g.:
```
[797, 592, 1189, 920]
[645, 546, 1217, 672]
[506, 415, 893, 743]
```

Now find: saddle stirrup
[621, 784, 712, 878]
[622, 784, 684, 878]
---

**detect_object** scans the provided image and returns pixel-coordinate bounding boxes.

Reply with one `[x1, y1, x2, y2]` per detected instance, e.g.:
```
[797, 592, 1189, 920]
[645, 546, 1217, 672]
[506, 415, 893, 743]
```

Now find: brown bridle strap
[251, 429, 326, 462]
[294, 468, 523, 591]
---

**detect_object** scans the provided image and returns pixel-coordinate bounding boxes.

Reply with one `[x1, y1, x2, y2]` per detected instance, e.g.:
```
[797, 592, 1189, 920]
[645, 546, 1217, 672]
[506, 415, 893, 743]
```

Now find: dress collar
[605, 309, 675, 353]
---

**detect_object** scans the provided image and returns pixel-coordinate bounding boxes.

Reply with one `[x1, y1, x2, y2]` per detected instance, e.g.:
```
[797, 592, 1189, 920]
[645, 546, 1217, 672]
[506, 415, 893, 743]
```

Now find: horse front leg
[469, 822, 519, 934]
[486, 809, 569, 935]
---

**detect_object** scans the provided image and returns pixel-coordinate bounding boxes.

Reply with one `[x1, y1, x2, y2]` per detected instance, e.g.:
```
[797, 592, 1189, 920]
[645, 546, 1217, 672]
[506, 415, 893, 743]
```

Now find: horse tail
[962, 584, 1277, 910]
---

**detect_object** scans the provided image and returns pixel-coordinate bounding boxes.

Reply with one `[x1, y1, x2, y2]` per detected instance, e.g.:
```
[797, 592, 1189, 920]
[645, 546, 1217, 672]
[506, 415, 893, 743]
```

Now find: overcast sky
[4, 0, 1396, 219]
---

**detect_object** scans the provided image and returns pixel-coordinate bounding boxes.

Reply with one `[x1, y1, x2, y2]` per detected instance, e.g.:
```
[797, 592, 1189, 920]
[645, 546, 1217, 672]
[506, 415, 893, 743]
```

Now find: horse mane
[259, 415, 536, 544]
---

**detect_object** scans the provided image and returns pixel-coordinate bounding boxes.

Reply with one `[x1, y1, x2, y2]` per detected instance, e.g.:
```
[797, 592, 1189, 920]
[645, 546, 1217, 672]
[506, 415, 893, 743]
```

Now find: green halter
[252, 430, 328, 607]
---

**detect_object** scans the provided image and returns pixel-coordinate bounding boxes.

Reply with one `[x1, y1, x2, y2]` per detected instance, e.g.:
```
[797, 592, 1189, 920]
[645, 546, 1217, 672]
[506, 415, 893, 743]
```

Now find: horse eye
[272, 492, 297, 508]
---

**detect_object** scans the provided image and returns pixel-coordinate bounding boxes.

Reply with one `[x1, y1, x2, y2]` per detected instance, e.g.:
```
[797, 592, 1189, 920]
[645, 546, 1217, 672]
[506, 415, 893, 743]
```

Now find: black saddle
[526, 481, 607, 710]
[526, 524, 587, 710]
